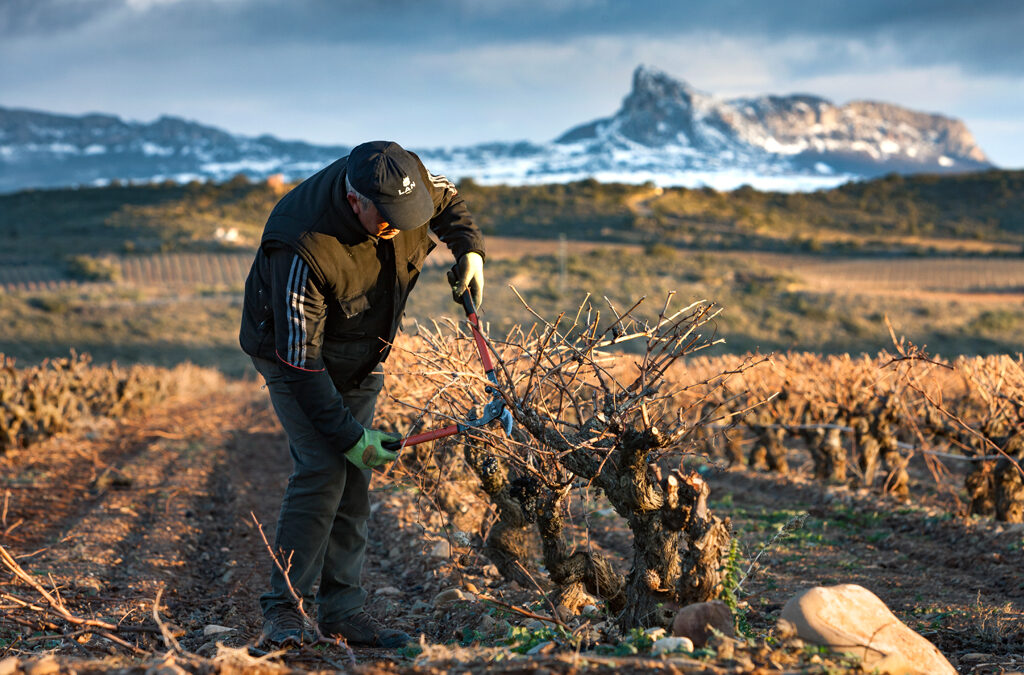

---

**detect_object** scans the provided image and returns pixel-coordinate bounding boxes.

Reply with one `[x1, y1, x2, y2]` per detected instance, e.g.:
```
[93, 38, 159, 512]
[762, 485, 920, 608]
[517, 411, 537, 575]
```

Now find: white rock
[780, 584, 956, 675]
[429, 540, 452, 558]
[202, 624, 235, 636]
[581, 604, 599, 615]
[375, 586, 402, 596]
[652, 636, 695, 655]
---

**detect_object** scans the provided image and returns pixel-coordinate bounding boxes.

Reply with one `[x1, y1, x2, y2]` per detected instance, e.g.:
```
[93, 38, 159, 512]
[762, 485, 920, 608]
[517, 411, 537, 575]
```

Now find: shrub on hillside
[0, 353, 179, 452]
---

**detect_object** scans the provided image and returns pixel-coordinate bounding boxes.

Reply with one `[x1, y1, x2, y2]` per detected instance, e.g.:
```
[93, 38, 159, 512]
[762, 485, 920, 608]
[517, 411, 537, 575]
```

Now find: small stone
[25, 656, 59, 675]
[524, 619, 547, 631]
[430, 540, 452, 558]
[775, 618, 797, 640]
[652, 636, 694, 655]
[376, 586, 402, 596]
[581, 604, 599, 615]
[203, 624, 235, 636]
[387, 545, 402, 558]
[482, 564, 500, 577]
[476, 614, 498, 634]
[527, 641, 555, 655]
[645, 627, 667, 639]
[432, 587, 470, 608]
[710, 634, 736, 660]
[412, 600, 432, 612]
[0, 657, 19, 675]
[671, 600, 736, 647]
[960, 653, 993, 662]
[464, 582, 480, 594]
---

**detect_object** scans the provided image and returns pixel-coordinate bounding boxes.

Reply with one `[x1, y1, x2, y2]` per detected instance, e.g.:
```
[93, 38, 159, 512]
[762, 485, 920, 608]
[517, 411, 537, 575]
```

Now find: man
[239, 141, 485, 648]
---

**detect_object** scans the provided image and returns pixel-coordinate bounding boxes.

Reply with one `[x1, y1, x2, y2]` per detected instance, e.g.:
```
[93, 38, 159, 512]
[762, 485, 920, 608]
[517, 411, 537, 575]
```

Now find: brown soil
[1, 382, 1022, 674]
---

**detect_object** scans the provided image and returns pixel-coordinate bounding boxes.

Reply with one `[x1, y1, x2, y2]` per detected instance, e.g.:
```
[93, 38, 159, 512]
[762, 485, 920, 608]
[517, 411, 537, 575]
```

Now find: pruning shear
[386, 288, 514, 451]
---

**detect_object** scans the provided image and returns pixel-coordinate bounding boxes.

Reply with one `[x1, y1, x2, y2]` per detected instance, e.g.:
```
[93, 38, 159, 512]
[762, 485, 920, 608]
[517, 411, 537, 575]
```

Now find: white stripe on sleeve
[285, 255, 310, 367]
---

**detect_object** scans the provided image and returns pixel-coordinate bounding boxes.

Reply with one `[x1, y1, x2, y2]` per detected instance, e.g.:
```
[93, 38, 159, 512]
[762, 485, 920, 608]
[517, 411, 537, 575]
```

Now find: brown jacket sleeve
[410, 152, 486, 261]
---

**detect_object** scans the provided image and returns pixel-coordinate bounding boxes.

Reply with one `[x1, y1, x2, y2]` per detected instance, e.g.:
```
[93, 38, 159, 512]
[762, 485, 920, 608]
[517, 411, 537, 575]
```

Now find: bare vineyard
[371, 295, 1022, 638]
[0, 298, 1021, 671]
[676, 349, 1024, 522]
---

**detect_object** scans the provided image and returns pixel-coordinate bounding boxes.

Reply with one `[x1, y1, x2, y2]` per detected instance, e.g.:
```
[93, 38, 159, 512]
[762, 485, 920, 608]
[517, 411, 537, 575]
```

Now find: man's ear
[346, 192, 362, 213]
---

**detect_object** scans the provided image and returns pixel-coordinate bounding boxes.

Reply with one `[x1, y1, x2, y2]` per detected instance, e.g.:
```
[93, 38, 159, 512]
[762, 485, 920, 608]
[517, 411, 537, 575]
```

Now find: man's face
[348, 193, 400, 240]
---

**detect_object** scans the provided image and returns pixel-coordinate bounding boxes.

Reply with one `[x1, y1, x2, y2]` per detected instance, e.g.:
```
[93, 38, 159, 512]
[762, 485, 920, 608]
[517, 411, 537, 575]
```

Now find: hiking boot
[321, 611, 412, 648]
[259, 605, 315, 647]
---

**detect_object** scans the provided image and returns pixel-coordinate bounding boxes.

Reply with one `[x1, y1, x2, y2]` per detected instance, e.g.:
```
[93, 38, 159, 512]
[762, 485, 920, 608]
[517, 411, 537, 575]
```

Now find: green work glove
[448, 251, 484, 308]
[345, 428, 401, 470]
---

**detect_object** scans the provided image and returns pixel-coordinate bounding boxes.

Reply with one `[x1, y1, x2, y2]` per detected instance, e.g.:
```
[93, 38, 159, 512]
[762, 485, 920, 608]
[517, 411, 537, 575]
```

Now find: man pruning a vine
[238, 141, 486, 648]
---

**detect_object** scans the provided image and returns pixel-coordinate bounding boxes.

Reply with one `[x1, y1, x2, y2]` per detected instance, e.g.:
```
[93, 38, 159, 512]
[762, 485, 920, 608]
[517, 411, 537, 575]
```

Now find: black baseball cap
[346, 141, 433, 231]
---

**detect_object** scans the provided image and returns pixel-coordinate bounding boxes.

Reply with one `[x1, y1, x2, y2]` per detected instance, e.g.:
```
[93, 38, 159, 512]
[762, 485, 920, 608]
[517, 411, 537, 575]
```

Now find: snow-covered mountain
[0, 107, 350, 193]
[552, 66, 990, 184]
[0, 66, 992, 194]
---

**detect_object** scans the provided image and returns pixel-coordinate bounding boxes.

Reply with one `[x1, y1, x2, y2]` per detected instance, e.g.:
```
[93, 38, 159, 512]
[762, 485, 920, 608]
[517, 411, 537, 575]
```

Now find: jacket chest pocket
[339, 293, 370, 318]
[326, 292, 371, 339]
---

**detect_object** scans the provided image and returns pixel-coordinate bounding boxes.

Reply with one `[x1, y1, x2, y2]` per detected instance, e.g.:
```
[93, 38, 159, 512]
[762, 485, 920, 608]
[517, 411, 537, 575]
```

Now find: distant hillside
[0, 66, 993, 193]
[1, 170, 1021, 266]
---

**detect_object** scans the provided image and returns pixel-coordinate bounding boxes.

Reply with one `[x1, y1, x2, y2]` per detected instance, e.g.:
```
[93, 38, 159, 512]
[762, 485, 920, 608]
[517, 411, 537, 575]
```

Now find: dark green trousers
[252, 355, 382, 625]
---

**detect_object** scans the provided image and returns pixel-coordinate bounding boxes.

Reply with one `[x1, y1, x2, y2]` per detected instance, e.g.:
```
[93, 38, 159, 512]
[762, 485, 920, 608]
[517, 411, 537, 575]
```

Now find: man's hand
[345, 428, 401, 470]
[449, 251, 484, 308]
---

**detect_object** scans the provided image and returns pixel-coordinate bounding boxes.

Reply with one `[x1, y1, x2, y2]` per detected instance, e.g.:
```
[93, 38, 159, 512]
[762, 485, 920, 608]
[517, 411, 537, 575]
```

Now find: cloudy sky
[2, 0, 1023, 166]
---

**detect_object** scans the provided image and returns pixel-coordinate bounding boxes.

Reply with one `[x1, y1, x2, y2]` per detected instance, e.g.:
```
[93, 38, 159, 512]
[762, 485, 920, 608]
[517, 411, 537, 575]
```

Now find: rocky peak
[556, 66, 991, 173]
[624, 65, 702, 113]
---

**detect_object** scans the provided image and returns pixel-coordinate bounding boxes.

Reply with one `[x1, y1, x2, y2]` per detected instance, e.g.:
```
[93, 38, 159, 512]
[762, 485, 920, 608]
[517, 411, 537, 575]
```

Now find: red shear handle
[398, 424, 460, 447]
[461, 292, 496, 373]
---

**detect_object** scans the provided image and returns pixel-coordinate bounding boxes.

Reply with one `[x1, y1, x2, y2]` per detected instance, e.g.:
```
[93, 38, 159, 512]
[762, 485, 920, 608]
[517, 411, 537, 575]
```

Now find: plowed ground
[1, 381, 1022, 674]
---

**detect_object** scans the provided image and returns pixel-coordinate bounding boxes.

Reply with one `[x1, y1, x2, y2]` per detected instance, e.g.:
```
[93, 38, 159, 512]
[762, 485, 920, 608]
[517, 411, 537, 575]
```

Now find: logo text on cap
[397, 176, 415, 196]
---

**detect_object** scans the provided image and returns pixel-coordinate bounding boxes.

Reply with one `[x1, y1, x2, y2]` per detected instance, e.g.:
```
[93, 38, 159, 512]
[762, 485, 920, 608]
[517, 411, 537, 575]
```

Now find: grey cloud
[0, 0, 122, 35]
[2, 0, 1022, 90]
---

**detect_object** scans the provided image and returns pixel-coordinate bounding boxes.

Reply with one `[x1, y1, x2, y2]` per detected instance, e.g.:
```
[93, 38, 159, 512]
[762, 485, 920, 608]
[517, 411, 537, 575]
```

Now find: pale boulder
[780, 584, 955, 675]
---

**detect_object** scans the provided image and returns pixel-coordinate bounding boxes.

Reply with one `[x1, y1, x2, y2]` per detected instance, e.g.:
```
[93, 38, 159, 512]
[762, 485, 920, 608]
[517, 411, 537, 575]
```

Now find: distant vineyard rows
[674, 351, 1024, 522]
[117, 253, 251, 286]
[1, 251, 1022, 295]
[0, 253, 253, 291]
[383, 343, 1024, 523]
[785, 257, 1024, 294]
